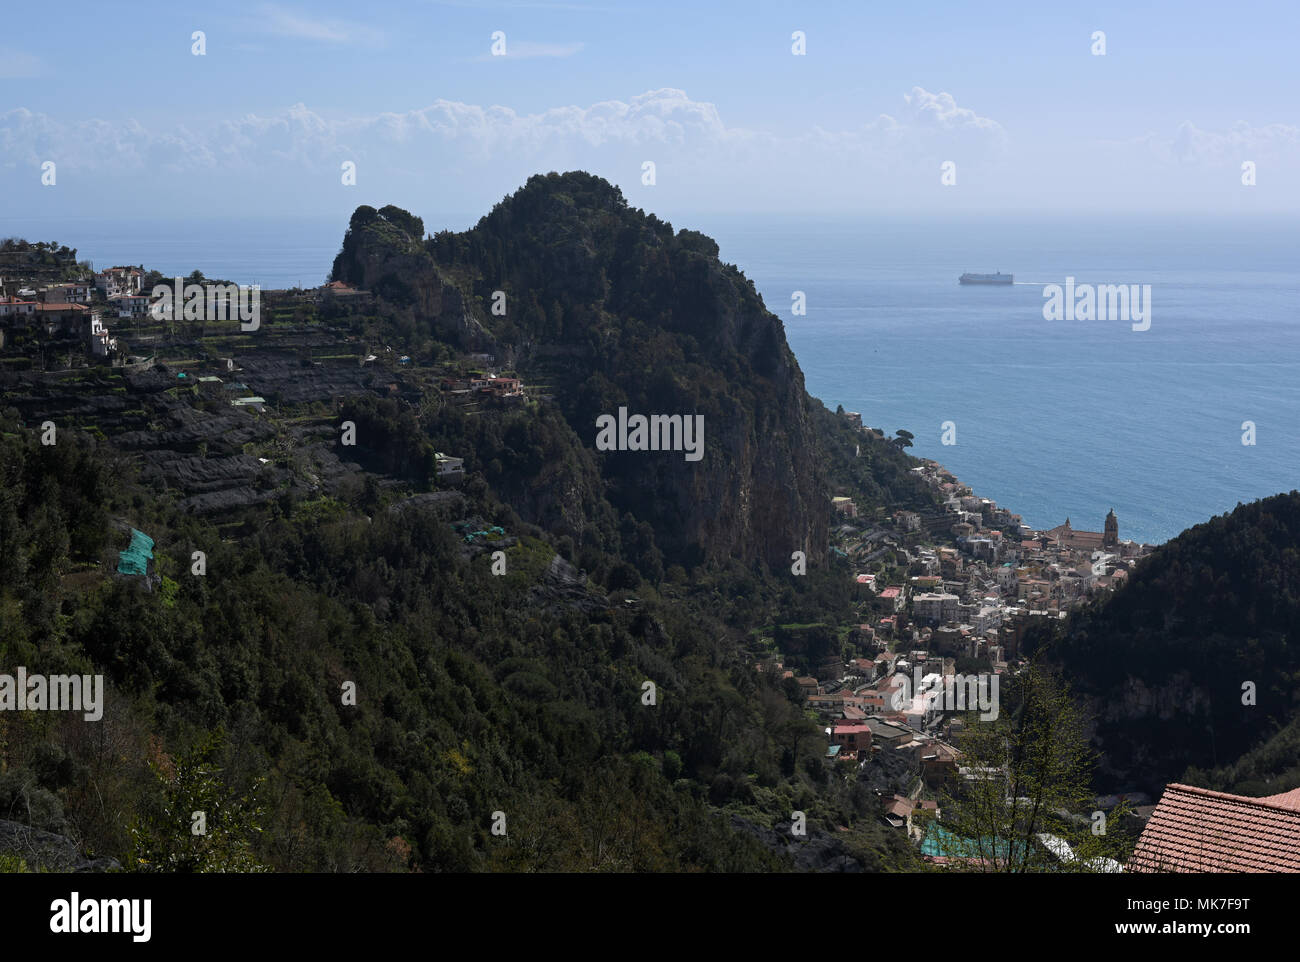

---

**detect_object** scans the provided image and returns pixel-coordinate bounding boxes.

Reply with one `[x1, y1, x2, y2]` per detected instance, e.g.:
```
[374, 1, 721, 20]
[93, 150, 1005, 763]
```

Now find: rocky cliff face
[331, 205, 496, 351]
[333, 174, 829, 570]
[0, 818, 121, 872]
[1082, 673, 1216, 790]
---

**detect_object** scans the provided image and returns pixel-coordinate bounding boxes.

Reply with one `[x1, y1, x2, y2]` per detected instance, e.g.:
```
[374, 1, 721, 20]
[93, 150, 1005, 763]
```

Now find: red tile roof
[1128, 783, 1300, 873]
[1259, 786, 1300, 812]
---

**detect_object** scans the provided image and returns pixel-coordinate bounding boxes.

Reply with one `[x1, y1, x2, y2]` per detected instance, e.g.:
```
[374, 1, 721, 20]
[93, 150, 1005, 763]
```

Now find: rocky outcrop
[1082, 673, 1218, 792]
[333, 174, 830, 569]
[527, 554, 607, 615]
[331, 206, 495, 351]
[475, 174, 828, 569]
[1094, 672, 1212, 725]
[728, 814, 868, 872]
[0, 819, 120, 873]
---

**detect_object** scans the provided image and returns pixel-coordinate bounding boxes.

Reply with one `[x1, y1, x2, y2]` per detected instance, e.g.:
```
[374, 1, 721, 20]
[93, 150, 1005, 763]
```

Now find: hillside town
[746, 407, 1159, 864]
[833, 407, 1153, 661]
[0, 266, 136, 360]
[0, 244, 524, 523]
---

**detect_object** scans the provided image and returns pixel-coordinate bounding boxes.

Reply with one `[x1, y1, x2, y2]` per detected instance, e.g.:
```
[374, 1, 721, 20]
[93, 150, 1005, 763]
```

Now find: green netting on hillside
[116, 528, 154, 576]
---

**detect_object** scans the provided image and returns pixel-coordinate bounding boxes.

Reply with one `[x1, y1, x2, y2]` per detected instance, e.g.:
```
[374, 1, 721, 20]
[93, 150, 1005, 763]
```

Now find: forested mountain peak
[333, 173, 841, 569]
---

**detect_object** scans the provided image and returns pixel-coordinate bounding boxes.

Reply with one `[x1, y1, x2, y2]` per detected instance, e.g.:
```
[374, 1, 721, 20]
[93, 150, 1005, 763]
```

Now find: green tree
[937, 663, 1132, 872]
[129, 730, 270, 873]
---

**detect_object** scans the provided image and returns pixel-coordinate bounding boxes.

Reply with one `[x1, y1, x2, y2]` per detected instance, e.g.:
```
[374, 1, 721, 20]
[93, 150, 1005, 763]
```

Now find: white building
[0, 297, 37, 322]
[973, 606, 1002, 634]
[95, 267, 144, 296]
[109, 293, 151, 317]
[435, 452, 465, 481]
[914, 592, 960, 625]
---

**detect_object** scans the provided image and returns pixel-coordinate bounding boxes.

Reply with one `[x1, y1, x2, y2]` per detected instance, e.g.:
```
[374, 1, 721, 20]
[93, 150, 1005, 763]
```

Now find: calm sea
[8, 212, 1297, 545]
[703, 213, 1300, 544]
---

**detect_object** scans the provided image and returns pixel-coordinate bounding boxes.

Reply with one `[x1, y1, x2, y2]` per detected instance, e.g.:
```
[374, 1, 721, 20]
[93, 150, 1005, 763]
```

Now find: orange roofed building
[1128, 783, 1300, 873]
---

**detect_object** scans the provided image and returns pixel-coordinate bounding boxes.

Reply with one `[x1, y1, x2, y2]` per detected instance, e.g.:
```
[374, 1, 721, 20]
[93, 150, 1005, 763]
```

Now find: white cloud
[0, 88, 1002, 175]
[1169, 120, 1298, 164]
[17, 87, 1286, 214]
[1105, 119, 1299, 167]
[2, 87, 1012, 217]
[900, 87, 1002, 133]
[0, 108, 217, 172]
[200, 88, 743, 166]
[812, 87, 1006, 166]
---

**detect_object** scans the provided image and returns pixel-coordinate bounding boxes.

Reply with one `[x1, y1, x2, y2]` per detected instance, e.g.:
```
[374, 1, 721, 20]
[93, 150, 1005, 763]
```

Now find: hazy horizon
[7, 208, 1296, 289]
[3, 0, 1297, 218]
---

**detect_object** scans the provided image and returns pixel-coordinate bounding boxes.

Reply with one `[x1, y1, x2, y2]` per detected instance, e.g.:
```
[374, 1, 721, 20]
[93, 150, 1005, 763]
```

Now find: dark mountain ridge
[1028, 490, 1300, 794]
[332, 172, 860, 570]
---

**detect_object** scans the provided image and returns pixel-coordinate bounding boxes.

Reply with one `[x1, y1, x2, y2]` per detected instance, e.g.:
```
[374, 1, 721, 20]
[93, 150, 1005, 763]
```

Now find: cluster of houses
[781, 648, 980, 739]
[0, 262, 266, 364]
[0, 266, 370, 367]
[759, 647, 971, 839]
[439, 371, 525, 403]
[749, 411, 1170, 853]
[818, 414, 1300, 873]
[829, 423, 1154, 672]
[0, 273, 133, 358]
[777, 650, 1251, 871]
[95, 266, 153, 317]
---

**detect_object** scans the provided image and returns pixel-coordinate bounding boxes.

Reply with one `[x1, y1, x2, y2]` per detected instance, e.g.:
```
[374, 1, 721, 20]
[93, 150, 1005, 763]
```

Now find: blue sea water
[7, 213, 1297, 545]
[3, 215, 354, 292]
[701, 213, 1300, 545]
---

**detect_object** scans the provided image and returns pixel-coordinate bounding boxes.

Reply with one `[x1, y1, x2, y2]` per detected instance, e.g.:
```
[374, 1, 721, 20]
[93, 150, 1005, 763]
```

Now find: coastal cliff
[331, 173, 845, 569]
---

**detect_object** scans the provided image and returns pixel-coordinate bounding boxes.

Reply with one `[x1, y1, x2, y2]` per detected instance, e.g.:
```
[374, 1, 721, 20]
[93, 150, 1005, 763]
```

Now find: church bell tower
[1104, 508, 1118, 548]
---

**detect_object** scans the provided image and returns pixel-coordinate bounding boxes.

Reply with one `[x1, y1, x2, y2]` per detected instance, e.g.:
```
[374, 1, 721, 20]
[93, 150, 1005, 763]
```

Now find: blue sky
[3, 0, 1297, 220]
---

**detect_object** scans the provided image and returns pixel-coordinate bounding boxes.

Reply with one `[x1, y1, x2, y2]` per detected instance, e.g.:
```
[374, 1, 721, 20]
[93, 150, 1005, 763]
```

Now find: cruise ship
[959, 272, 1013, 285]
